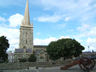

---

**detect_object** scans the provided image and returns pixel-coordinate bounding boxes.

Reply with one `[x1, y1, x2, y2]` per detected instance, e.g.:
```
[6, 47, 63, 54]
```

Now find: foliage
[0, 36, 9, 62]
[19, 58, 27, 62]
[28, 54, 36, 62]
[46, 41, 61, 60]
[46, 38, 85, 60]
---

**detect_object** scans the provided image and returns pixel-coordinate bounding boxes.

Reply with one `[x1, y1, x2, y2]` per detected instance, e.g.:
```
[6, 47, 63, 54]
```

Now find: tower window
[26, 40, 27, 44]
[26, 32, 27, 44]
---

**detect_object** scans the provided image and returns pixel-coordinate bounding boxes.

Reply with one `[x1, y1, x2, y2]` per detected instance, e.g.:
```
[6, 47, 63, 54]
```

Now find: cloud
[0, 26, 19, 52]
[0, 0, 41, 7]
[88, 27, 96, 36]
[77, 24, 90, 32]
[86, 38, 96, 51]
[0, 13, 23, 52]
[34, 37, 57, 45]
[75, 24, 96, 51]
[0, 0, 25, 6]
[36, 32, 41, 36]
[33, 0, 96, 25]
[39, 0, 96, 24]
[36, 15, 64, 23]
[56, 24, 66, 29]
[79, 27, 96, 39]
[0, 16, 6, 22]
[1, 0, 96, 52]
[34, 36, 70, 45]
[36, 14, 71, 23]
[76, 24, 96, 38]
[87, 38, 96, 44]
[64, 17, 71, 21]
[40, 0, 94, 12]
[8, 13, 23, 27]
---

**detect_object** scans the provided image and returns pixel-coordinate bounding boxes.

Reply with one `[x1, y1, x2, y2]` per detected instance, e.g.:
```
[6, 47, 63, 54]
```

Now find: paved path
[1, 65, 96, 72]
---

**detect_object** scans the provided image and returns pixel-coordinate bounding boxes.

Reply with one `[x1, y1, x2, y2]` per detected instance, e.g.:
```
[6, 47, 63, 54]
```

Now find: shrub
[28, 54, 36, 62]
[19, 58, 27, 62]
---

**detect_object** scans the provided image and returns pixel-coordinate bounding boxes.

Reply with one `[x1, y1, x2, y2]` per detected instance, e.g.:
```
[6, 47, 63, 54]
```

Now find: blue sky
[0, 0, 96, 52]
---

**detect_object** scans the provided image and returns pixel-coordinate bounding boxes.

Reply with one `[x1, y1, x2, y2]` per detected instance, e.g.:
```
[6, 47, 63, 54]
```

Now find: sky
[0, 0, 96, 52]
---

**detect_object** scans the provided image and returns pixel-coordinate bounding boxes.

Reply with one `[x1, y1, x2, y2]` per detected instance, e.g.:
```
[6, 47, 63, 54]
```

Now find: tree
[46, 41, 61, 61]
[46, 38, 85, 60]
[28, 54, 36, 62]
[0, 36, 9, 62]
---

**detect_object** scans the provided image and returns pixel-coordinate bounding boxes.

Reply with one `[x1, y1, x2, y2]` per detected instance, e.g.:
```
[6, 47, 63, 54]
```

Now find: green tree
[47, 38, 85, 60]
[46, 41, 61, 60]
[28, 54, 36, 62]
[0, 36, 9, 62]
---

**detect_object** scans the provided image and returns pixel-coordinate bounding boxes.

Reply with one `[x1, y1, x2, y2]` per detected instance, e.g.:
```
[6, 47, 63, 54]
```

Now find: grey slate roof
[26, 49, 32, 53]
[15, 49, 24, 53]
[15, 48, 32, 53]
[34, 45, 47, 48]
[15, 45, 47, 53]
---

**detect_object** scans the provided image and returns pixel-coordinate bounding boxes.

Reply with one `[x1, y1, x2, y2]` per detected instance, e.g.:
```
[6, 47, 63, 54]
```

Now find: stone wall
[0, 61, 68, 70]
[33, 46, 48, 62]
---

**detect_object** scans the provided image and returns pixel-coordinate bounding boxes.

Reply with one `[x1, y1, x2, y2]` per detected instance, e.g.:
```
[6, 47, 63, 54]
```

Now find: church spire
[22, 0, 30, 26]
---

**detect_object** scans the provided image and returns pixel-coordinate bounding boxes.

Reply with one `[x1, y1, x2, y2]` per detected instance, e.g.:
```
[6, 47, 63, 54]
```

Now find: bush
[0, 59, 4, 63]
[19, 58, 27, 62]
[28, 54, 36, 62]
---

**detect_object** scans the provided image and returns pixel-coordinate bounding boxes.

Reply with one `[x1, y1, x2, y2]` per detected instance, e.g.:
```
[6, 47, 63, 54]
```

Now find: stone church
[14, 0, 48, 62]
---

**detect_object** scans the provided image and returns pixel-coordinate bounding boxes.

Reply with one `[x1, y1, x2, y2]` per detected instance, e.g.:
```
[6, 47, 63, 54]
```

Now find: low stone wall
[0, 62, 66, 70]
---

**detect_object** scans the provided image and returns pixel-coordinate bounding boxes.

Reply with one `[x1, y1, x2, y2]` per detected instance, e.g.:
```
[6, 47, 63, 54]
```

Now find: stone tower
[19, 0, 33, 52]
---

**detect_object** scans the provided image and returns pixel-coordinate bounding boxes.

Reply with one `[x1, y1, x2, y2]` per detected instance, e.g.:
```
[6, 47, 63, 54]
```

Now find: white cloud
[1, 0, 96, 52]
[0, 14, 23, 52]
[32, 0, 96, 25]
[34, 36, 70, 45]
[39, 0, 96, 24]
[41, 0, 77, 11]
[8, 13, 23, 27]
[36, 15, 64, 22]
[34, 37, 57, 45]
[59, 36, 70, 39]
[36, 15, 71, 23]
[76, 24, 96, 38]
[40, 0, 89, 12]
[75, 24, 96, 51]
[88, 27, 96, 36]
[77, 24, 90, 32]
[0, 26, 19, 52]
[86, 38, 96, 51]
[57, 24, 66, 29]
[87, 38, 96, 44]
[64, 17, 71, 21]
[37, 32, 41, 36]
[0, 16, 6, 22]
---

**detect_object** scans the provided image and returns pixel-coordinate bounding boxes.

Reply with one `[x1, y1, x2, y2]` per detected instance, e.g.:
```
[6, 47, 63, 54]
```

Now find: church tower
[19, 0, 33, 52]
[14, 0, 48, 62]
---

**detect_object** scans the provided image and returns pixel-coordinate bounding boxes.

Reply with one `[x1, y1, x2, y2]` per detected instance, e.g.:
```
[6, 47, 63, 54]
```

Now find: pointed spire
[22, 0, 30, 26]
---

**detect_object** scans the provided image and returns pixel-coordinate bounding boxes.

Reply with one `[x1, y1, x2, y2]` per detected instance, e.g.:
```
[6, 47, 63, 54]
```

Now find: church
[14, 0, 48, 62]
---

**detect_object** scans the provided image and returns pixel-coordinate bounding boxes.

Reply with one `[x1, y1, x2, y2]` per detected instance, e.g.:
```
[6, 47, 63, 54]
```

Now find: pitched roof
[34, 45, 47, 48]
